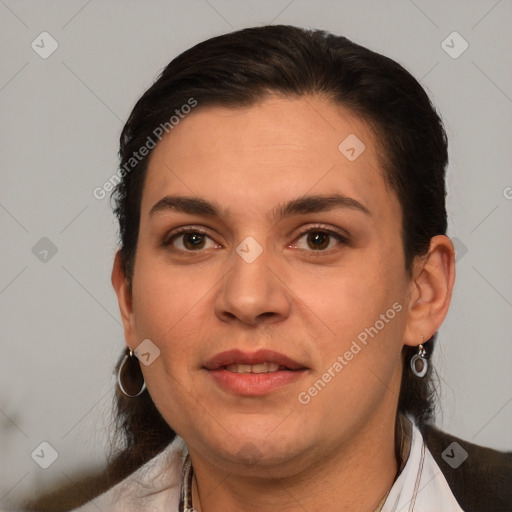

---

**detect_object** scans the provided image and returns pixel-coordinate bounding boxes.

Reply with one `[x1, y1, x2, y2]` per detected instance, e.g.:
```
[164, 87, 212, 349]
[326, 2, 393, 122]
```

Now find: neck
[188, 411, 400, 512]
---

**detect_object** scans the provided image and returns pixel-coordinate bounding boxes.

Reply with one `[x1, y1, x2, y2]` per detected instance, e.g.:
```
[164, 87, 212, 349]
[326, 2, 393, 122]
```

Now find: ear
[111, 250, 138, 349]
[403, 235, 456, 347]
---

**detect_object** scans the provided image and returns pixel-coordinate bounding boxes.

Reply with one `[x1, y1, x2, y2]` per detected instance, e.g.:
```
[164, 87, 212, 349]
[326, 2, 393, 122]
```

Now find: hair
[106, 24, 448, 487]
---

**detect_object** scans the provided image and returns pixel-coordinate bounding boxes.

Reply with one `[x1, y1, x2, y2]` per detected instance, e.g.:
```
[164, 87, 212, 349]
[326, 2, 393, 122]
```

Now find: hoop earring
[117, 349, 146, 397]
[410, 340, 428, 378]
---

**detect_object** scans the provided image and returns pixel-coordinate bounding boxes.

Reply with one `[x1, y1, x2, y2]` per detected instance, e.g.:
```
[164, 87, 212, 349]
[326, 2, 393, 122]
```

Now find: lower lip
[206, 368, 307, 396]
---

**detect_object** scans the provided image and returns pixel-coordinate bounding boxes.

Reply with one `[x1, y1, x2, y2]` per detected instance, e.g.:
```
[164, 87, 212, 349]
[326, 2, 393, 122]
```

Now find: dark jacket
[421, 424, 512, 512]
[19, 424, 512, 511]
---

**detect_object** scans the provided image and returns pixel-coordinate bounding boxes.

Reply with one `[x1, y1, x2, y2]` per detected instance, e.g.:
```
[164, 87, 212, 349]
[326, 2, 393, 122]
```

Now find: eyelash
[162, 224, 349, 255]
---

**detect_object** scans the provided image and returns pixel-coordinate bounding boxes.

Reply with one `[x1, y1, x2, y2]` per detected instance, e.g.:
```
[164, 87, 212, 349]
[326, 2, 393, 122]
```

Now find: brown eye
[182, 232, 206, 250]
[306, 231, 330, 250]
[294, 227, 348, 253]
[164, 229, 217, 252]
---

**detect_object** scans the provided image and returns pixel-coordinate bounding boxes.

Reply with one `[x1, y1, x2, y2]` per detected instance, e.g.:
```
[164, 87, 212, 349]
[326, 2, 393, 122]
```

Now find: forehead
[141, 95, 398, 225]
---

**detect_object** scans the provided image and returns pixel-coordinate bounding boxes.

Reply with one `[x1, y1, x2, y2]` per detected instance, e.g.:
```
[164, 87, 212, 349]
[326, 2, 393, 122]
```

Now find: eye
[292, 226, 348, 253]
[163, 228, 219, 252]
[162, 225, 349, 254]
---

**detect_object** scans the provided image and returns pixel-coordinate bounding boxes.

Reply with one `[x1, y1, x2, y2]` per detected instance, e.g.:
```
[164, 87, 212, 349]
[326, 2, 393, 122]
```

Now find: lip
[203, 349, 305, 371]
[203, 349, 308, 397]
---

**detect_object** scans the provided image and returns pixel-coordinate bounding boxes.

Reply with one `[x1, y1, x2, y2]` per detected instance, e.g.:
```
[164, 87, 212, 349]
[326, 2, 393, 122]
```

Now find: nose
[214, 241, 291, 326]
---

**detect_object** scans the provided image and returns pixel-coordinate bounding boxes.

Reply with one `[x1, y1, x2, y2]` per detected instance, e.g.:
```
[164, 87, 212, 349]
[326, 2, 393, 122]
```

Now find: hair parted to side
[107, 24, 448, 486]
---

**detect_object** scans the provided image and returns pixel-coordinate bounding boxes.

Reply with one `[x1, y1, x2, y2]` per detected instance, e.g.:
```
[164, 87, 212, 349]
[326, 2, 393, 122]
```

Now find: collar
[382, 414, 464, 512]
[72, 416, 465, 511]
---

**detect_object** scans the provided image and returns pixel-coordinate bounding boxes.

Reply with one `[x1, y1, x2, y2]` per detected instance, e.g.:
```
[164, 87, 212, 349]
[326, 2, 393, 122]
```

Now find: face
[121, 95, 414, 473]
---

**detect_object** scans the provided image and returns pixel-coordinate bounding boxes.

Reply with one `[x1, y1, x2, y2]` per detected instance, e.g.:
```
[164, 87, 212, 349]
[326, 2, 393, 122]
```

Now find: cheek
[294, 248, 408, 394]
[131, 250, 212, 343]
[294, 270, 406, 420]
[301, 251, 404, 330]
[129, 256, 211, 401]
[130, 258, 209, 429]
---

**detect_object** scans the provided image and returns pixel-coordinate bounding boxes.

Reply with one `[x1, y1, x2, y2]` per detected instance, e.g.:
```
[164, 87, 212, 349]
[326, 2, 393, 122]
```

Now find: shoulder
[69, 436, 188, 512]
[420, 423, 512, 512]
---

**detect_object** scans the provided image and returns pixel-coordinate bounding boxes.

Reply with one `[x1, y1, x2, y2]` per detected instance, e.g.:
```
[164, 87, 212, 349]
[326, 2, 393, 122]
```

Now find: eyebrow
[149, 193, 371, 223]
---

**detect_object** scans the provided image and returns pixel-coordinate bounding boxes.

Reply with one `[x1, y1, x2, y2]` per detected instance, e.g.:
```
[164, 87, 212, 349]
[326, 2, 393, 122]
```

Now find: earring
[410, 338, 428, 378]
[117, 348, 146, 397]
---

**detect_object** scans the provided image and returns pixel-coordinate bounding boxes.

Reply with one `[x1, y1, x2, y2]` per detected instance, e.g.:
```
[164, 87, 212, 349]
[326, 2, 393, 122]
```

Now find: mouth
[224, 362, 286, 374]
[203, 349, 308, 396]
[204, 349, 306, 372]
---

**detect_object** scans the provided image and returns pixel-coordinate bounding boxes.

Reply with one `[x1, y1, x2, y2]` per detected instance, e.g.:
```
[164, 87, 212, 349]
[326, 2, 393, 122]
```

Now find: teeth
[237, 364, 252, 374]
[251, 362, 268, 374]
[225, 362, 281, 374]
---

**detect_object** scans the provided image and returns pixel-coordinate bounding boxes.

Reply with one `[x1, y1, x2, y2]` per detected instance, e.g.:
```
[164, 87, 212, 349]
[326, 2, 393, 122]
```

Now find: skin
[112, 94, 455, 512]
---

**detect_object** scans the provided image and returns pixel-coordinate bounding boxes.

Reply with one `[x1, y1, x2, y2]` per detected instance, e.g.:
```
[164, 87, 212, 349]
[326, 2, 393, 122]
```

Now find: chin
[211, 425, 305, 468]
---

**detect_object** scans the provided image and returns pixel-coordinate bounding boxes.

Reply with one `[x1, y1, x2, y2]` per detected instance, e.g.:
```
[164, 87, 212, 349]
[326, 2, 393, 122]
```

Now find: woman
[72, 24, 510, 512]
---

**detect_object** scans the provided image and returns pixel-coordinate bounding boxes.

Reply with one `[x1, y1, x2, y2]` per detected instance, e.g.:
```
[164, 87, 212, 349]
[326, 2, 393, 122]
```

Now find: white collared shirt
[7, 419, 466, 512]
[382, 417, 464, 512]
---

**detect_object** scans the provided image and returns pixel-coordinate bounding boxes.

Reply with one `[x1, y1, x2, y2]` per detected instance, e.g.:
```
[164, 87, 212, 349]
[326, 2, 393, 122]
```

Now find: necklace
[181, 455, 196, 512]
[179, 415, 412, 511]
[180, 454, 394, 512]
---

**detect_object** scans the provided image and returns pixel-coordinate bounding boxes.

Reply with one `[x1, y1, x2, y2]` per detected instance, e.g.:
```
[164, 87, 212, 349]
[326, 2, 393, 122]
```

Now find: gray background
[1, 0, 511, 508]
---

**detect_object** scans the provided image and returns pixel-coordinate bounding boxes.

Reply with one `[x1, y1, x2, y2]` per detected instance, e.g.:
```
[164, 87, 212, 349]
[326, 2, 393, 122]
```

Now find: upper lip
[203, 349, 305, 371]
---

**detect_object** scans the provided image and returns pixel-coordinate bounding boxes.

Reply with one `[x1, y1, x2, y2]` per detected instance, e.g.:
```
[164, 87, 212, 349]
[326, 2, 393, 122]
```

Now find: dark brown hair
[106, 24, 447, 487]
